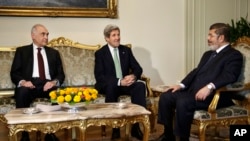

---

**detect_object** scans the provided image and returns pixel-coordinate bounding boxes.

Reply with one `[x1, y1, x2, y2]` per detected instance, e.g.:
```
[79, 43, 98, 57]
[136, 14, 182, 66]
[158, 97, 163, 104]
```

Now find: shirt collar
[216, 43, 229, 53]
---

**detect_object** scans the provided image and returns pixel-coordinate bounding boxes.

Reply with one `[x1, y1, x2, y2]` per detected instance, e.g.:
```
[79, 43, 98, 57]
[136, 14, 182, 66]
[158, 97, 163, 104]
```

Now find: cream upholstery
[0, 48, 16, 92]
[47, 37, 101, 86]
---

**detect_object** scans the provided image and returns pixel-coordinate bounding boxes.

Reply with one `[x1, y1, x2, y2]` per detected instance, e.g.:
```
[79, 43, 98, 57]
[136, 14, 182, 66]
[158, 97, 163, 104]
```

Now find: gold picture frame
[0, 0, 117, 18]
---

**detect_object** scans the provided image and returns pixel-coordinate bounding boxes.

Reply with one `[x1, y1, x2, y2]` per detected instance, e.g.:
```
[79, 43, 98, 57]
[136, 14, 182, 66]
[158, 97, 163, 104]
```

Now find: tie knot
[37, 48, 42, 52]
[211, 51, 217, 57]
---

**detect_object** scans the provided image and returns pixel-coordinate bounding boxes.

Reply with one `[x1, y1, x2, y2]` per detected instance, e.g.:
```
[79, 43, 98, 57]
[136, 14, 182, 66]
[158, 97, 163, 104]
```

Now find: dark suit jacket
[10, 44, 65, 86]
[94, 44, 143, 90]
[181, 45, 243, 107]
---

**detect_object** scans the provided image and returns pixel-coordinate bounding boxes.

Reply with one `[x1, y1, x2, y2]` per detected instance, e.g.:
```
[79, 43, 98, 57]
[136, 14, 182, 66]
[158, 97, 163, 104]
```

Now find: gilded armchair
[192, 36, 250, 141]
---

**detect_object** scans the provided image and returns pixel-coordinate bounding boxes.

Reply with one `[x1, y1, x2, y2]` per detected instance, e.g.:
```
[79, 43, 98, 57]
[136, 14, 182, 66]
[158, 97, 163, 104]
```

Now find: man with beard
[156, 23, 243, 141]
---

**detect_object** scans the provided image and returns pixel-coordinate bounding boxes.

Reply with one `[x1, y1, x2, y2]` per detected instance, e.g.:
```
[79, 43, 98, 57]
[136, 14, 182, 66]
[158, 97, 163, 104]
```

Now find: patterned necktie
[37, 48, 45, 80]
[113, 48, 123, 79]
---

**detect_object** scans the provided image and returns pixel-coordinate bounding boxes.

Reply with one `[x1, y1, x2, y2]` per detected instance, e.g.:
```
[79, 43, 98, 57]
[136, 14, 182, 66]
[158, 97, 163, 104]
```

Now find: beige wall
[186, 0, 250, 72]
[0, 0, 185, 86]
[2, 0, 248, 87]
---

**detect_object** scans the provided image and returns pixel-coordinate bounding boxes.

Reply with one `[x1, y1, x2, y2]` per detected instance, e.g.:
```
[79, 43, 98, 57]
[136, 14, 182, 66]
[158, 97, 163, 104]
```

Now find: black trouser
[102, 81, 146, 108]
[15, 78, 57, 108]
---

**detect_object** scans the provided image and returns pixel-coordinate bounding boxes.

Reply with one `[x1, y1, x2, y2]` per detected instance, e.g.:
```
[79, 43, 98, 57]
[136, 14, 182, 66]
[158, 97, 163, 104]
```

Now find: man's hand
[20, 80, 35, 89]
[120, 74, 136, 86]
[43, 81, 57, 91]
[195, 86, 211, 101]
[164, 84, 182, 93]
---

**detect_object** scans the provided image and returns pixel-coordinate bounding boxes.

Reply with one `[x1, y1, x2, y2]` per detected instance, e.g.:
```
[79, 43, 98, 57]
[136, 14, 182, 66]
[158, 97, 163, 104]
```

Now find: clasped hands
[120, 74, 136, 86]
[163, 84, 211, 101]
[20, 80, 57, 91]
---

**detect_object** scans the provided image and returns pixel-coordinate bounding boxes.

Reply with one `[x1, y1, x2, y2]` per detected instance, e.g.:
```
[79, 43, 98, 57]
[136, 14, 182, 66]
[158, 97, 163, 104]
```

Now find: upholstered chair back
[233, 37, 250, 85]
[47, 37, 101, 87]
[0, 48, 16, 90]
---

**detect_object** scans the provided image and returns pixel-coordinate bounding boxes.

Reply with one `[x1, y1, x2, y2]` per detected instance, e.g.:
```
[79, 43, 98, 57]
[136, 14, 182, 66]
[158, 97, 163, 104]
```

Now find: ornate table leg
[142, 115, 150, 141]
[78, 120, 87, 141]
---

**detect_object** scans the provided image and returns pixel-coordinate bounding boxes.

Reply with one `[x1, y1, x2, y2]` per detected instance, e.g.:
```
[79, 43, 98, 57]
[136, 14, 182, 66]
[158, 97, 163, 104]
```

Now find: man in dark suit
[10, 24, 65, 141]
[94, 24, 146, 140]
[156, 23, 243, 141]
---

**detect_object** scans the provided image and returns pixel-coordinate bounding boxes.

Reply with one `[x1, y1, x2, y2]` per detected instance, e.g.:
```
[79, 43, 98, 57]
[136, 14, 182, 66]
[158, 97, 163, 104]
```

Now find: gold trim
[0, 47, 16, 52]
[6, 114, 150, 141]
[47, 37, 101, 50]
[0, 0, 117, 18]
[233, 36, 250, 47]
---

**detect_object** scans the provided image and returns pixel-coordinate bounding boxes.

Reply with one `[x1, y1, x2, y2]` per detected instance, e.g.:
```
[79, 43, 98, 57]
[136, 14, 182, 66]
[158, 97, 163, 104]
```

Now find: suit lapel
[199, 45, 231, 72]
[118, 46, 126, 72]
[27, 45, 34, 77]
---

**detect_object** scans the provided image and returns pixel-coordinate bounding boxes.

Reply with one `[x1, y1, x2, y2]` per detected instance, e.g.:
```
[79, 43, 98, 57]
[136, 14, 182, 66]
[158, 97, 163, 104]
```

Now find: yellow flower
[92, 93, 98, 99]
[73, 95, 81, 103]
[65, 88, 72, 95]
[59, 90, 65, 95]
[77, 91, 83, 96]
[49, 91, 57, 100]
[49, 87, 98, 104]
[90, 89, 98, 95]
[57, 95, 65, 103]
[65, 95, 72, 102]
[85, 94, 91, 101]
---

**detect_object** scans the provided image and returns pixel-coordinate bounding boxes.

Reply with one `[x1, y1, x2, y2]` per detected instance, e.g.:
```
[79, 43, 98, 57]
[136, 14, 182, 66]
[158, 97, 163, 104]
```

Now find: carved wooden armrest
[208, 83, 250, 116]
[140, 74, 153, 97]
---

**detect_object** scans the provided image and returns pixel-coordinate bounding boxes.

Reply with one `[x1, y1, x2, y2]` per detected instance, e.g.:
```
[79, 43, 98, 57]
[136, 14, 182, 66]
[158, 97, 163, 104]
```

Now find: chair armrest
[140, 74, 153, 97]
[208, 83, 250, 115]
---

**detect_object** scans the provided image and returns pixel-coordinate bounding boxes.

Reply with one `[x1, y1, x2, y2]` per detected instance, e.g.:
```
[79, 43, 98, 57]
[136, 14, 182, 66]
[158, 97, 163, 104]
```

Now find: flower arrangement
[49, 87, 98, 105]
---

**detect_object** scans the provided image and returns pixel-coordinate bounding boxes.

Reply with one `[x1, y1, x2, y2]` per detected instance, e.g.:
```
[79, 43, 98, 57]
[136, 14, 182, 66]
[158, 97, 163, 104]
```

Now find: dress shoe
[155, 133, 167, 141]
[131, 123, 143, 140]
[20, 131, 30, 141]
[111, 128, 121, 140]
[44, 133, 59, 141]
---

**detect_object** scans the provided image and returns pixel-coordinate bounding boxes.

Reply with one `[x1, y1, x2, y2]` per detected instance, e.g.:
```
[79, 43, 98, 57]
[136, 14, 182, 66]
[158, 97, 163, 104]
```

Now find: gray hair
[103, 24, 120, 38]
[31, 24, 45, 34]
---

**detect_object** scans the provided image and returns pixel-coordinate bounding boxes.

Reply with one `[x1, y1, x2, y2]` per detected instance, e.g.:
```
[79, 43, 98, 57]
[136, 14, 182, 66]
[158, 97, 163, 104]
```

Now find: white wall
[0, 0, 185, 86]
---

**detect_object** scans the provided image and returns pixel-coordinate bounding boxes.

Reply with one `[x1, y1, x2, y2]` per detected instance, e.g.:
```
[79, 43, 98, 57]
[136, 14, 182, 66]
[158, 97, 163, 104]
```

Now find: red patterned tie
[37, 48, 45, 80]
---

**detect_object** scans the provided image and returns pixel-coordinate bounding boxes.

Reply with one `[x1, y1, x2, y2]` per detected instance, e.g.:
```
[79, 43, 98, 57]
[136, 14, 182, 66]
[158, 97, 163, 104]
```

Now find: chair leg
[146, 100, 156, 132]
[36, 131, 41, 141]
[199, 124, 206, 141]
[101, 125, 106, 137]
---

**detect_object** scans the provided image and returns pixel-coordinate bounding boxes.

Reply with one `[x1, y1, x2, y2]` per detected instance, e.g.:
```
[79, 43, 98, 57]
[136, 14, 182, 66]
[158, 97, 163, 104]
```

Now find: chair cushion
[193, 105, 248, 120]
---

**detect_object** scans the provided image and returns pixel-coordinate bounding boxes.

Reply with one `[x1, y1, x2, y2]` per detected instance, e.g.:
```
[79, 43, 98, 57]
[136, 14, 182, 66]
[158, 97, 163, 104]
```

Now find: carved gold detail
[0, 114, 7, 123]
[0, 0, 117, 18]
[47, 37, 101, 50]
[7, 115, 150, 141]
